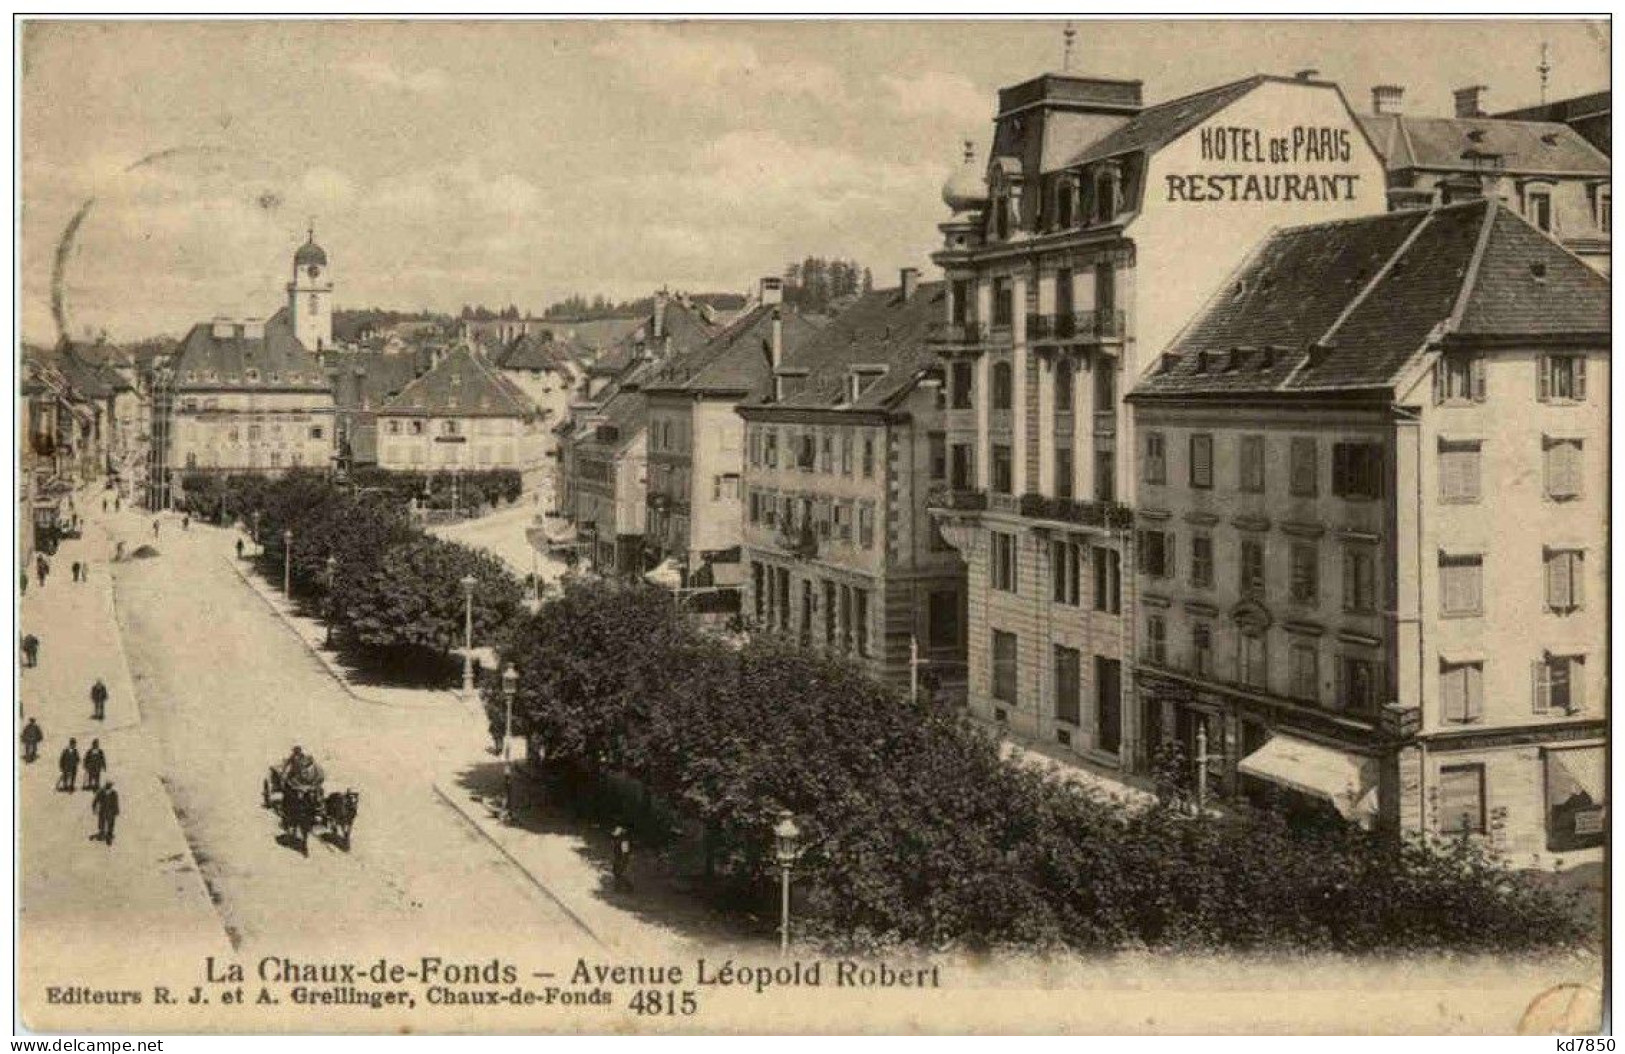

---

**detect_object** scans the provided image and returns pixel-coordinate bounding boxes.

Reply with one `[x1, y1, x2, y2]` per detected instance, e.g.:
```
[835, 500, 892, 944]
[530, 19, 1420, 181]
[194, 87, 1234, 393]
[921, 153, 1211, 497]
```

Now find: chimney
[1453, 85, 1487, 118]
[770, 307, 783, 371]
[759, 276, 784, 307]
[900, 267, 920, 302]
[1294, 68, 1320, 81]
[653, 289, 668, 340]
[212, 317, 234, 339]
[1371, 84, 1405, 116]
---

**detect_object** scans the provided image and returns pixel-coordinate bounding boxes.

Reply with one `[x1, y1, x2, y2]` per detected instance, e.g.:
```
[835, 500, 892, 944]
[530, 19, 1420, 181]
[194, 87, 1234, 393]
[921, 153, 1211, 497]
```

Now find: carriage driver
[281, 745, 325, 796]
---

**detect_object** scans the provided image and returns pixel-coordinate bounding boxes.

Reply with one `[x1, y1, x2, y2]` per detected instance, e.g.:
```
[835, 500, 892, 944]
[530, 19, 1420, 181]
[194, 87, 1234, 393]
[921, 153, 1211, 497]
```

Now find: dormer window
[1093, 162, 1122, 224]
[245, 368, 260, 383]
[1594, 185, 1610, 234]
[1523, 183, 1554, 232]
[1055, 175, 1075, 230]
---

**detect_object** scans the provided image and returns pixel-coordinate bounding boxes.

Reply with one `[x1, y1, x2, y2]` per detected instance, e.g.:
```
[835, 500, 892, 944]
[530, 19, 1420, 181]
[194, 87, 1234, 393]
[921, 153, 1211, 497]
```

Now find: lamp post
[282, 529, 293, 595]
[324, 555, 337, 647]
[501, 665, 518, 824]
[460, 573, 477, 696]
[773, 810, 802, 958]
[252, 510, 261, 550]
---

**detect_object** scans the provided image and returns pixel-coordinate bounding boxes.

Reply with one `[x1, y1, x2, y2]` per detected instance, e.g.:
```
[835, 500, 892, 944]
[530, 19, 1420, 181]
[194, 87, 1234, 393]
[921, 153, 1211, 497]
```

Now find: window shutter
[1471, 355, 1486, 401]
[1537, 356, 1550, 401]
[1571, 659, 1585, 712]
[1433, 361, 1445, 405]
[1572, 553, 1584, 609]
[1166, 534, 1176, 579]
[1465, 664, 1483, 721]
[1575, 357, 1587, 400]
[1531, 660, 1545, 713]
[1442, 666, 1463, 722]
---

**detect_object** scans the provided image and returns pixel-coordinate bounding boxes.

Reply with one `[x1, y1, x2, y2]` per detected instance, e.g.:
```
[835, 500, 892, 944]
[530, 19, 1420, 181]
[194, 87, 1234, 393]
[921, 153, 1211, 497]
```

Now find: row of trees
[491, 578, 1589, 955]
[181, 468, 523, 521]
[783, 257, 872, 312]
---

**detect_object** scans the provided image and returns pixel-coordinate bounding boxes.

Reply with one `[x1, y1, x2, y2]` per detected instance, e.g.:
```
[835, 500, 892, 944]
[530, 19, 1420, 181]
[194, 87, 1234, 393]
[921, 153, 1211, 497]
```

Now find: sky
[19, 18, 1610, 343]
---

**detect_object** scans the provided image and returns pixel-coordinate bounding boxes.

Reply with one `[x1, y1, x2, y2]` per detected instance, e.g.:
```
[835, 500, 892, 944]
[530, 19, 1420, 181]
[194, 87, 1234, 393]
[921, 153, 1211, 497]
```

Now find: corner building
[928, 70, 1388, 778]
[1128, 199, 1607, 865]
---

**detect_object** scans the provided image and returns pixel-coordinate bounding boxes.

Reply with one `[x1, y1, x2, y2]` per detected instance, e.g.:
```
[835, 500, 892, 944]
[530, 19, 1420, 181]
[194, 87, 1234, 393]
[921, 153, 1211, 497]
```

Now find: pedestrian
[235, 537, 244, 560]
[153, 519, 160, 539]
[114, 496, 121, 512]
[58, 738, 79, 792]
[19, 569, 27, 596]
[115, 541, 125, 562]
[19, 718, 42, 762]
[82, 740, 106, 790]
[102, 498, 107, 513]
[36, 553, 48, 588]
[90, 678, 109, 721]
[611, 826, 634, 893]
[182, 515, 190, 531]
[92, 782, 120, 845]
[71, 560, 81, 583]
[22, 633, 39, 668]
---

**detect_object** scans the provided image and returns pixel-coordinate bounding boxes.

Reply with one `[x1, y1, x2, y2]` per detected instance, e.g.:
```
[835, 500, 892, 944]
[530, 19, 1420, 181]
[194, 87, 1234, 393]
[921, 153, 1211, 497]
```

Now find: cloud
[593, 24, 846, 106]
[881, 70, 989, 123]
[346, 59, 450, 96]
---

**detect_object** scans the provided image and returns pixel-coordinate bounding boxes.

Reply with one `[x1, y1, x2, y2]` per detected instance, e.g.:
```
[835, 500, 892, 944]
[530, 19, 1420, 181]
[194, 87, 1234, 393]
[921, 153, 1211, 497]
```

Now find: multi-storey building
[326, 349, 426, 472]
[494, 332, 591, 473]
[927, 69, 1388, 776]
[1127, 199, 1607, 864]
[1359, 84, 1611, 272]
[643, 278, 820, 592]
[1494, 88, 1610, 157]
[374, 344, 548, 481]
[739, 272, 967, 689]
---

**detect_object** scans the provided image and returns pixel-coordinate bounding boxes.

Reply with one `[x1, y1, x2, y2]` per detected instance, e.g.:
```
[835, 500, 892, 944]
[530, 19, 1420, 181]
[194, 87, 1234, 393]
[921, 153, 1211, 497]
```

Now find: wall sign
[1166, 125, 1363, 203]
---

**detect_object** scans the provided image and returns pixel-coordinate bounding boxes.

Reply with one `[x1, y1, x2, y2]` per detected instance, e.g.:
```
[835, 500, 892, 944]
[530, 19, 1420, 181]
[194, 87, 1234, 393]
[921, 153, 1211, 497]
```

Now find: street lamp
[283, 529, 293, 595]
[501, 665, 519, 824]
[252, 510, 261, 550]
[460, 573, 477, 696]
[773, 810, 803, 958]
[325, 555, 338, 647]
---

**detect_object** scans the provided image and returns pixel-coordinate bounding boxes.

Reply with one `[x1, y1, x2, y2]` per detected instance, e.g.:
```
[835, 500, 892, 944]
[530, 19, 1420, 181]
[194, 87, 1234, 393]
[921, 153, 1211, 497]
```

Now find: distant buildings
[1495, 89, 1610, 157]
[1128, 199, 1607, 864]
[1359, 84, 1611, 272]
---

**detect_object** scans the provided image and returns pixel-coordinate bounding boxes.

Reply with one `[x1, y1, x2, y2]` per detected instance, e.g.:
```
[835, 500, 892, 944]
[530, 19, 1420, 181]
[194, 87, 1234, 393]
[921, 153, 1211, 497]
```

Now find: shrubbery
[494, 578, 1590, 956]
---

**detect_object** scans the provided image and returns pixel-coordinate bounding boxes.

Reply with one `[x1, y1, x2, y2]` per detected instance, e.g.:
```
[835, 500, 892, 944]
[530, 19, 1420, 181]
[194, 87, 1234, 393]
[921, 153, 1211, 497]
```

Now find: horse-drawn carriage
[263, 755, 359, 855]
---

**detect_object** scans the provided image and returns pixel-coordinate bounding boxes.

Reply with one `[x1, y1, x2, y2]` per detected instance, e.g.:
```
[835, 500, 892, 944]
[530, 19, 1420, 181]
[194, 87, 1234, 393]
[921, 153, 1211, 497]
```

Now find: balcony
[1094, 411, 1117, 437]
[1018, 492, 1135, 530]
[1071, 309, 1127, 344]
[925, 486, 988, 512]
[926, 320, 984, 346]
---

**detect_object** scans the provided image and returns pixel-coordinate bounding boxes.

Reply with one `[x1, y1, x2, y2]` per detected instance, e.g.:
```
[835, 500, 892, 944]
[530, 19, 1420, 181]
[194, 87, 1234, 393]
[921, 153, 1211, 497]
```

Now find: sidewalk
[17, 491, 231, 1011]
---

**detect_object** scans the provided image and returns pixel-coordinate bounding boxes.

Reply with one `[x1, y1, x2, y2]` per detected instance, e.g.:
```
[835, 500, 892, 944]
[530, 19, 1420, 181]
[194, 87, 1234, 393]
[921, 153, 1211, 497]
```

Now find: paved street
[427, 498, 567, 586]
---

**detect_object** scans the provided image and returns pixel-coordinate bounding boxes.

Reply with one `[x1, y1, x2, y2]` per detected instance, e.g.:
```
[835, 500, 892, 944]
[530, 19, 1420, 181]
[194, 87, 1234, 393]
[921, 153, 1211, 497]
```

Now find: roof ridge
[1136, 72, 1264, 115]
[1444, 198, 1501, 333]
[1312, 208, 1439, 352]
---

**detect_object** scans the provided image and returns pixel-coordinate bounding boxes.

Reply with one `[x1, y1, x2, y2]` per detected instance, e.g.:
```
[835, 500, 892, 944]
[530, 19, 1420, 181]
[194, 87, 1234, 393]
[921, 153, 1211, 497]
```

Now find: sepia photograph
[12, 14, 1611, 1036]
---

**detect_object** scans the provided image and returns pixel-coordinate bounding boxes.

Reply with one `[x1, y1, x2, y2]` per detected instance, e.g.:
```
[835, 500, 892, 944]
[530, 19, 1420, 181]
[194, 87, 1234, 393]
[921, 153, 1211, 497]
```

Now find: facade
[1128, 199, 1607, 865]
[927, 70, 1388, 775]
[326, 350, 425, 471]
[288, 229, 334, 353]
[374, 344, 548, 483]
[738, 274, 967, 689]
[495, 332, 591, 473]
[642, 279, 821, 591]
[1359, 84, 1611, 272]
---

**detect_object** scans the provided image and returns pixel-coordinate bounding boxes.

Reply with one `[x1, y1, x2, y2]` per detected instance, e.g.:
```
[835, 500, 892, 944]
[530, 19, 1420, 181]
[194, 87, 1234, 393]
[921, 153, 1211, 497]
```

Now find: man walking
[35, 553, 48, 588]
[235, 537, 244, 560]
[83, 740, 106, 790]
[58, 738, 79, 792]
[71, 560, 81, 583]
[19, 568, 26, 596]
[152, 519, 160, 539]
[611, 826, 634, 893]
[20, 718, 42, 762]
[93, 782, 120, 845]
[90, 678, 109, 721]
[21, 633, 39, 668]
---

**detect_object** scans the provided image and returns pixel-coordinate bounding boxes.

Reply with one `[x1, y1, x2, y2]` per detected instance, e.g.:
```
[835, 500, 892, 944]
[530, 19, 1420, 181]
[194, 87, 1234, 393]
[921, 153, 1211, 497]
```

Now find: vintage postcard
[14, 16, 1609, 1036]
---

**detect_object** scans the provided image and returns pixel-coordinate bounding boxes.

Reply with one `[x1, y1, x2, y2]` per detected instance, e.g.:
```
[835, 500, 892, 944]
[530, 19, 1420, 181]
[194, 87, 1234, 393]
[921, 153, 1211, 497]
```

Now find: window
[1440, 554, 1483, 617]
[1092, 360, 1116, 414]
[714, 474, 739, 501]
[861, 434, 876, 478]
[1093, 450, 1115, 503]
[833, 501, 852, 543]
[1239, 632, 1268, 689]
[951, 444, 973, 490]
[1138, 529, 1173, 579]
[1438, 764, 1486, 836]
[1438, 440, 1482, 503]
[1239, 537, 1265, 597]
[1092, 545, 1120, 614]
[1544, 548, 1584, 613]
[1192, 623, 1214, 677]
[950, 279, 970, 325]
[1332, 442, 1383, 499]
[854, 589, 870, 658]
[797, 431, 816, 471]
[1339, 655, 1378, 713]
[1538, 355, 1587, 402]
[441, 419, 460, 436]
[1534, 654, 1585, 714]
[747, 428, 760, 467]
[747, 490, 761, 524]
[1191, 533, 1214, 589]
[310, 425, 324, 441]
[1054, 646, 1081, 725]
[1051, 539, 1081, 606]
[1289, 437, 1318, 497]
[1441, 661, 1484, 723]
[928, 432, 946, 481]
[764, 429, 779, 468]
[387, 420, 402, 435]
[951, 362, 973, 409]
[992, 277, 1013, 327]
[928, 590, 959, 650]
[1055, 448, 1073, 500]
[1544, 438, 1582, 500]
[1145, 613, 1168, 665]
[992, 361, 1013, 410]
[992, 444, 1013, 494]
[991, 532, 1018, 592]
[248, 424, 262, 442]
[1142, 431, 1166, 485]
[1055, 359, 1074, 412]
[1526, 188, 1552, 232]
[1289, 640, 1319, 702]
[819, 432, 834, 474]
[992, 630, 1018, 704]
[1436, 352, 1486, 403]
[752, 563, 765, 623]
[1095, 656, 1122, 755]
[1189, 433, 1213, 488]
[1239, 435, 1266, 493]
[185, 452, 197, 469]
[762, 491, 778, 528]
[1343, 546, 1377, 613]
[1289, 541, 1319, 606]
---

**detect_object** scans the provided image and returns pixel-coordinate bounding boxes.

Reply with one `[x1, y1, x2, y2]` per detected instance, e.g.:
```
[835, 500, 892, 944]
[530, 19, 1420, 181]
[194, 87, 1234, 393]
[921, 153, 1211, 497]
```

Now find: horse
[280, 786, 321, 856]
[324, 789, 359, 850]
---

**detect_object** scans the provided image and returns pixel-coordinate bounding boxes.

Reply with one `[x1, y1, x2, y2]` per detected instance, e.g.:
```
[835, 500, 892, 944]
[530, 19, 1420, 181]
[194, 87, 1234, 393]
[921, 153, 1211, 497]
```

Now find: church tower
[288, 227, 334, 352]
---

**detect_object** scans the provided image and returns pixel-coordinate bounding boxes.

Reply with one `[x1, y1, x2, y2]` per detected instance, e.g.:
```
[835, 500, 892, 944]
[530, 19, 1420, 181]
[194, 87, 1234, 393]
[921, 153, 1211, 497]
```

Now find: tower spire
[1537, 41, 1552, 104]
[1062, 21, 1077, 72]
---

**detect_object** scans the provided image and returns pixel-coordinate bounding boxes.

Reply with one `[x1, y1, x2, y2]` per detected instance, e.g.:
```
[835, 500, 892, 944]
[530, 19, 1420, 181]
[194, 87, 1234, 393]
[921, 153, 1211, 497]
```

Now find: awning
[1546, 747, 1605, 805]
[643, 557, 683, 590]
[1238, 733, 1377, 821]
